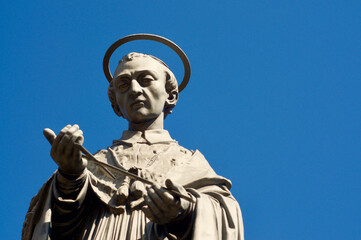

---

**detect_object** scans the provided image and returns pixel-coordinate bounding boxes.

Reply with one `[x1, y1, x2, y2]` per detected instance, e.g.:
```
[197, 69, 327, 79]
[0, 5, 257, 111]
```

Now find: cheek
[115, 94, 126, 108]
[151, 83, 168, 99]
[149, 91, 168, 108]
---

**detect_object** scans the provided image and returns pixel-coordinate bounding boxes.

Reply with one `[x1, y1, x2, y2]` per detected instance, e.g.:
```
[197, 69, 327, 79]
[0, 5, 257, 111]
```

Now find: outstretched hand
[142, 179, 191, 225]
[44, 124, 86, 176]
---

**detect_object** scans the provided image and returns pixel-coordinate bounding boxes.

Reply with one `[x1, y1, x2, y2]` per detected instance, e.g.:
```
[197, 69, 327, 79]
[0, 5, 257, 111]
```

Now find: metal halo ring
[103, 33, 191, 93]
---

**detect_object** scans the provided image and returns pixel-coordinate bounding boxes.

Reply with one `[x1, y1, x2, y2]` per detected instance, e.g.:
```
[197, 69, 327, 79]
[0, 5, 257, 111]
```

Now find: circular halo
[103, 33, 191, 93]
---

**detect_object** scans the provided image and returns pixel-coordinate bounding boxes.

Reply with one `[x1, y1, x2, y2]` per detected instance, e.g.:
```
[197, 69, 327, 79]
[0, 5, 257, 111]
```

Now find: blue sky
[0, 1, 360, 239]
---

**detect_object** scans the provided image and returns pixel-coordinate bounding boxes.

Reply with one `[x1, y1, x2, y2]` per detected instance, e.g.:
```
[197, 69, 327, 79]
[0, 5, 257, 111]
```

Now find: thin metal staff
[74, 144, 195, 203]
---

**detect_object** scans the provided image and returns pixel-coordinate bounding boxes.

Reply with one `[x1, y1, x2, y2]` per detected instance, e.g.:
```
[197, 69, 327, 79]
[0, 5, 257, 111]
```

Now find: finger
[152, 183, 176, 204]
[61, 125, 81, 157]
[43, 128, 56, 145]
[74, 130, 84, 144]
[67, 130, 83, 153]
[144, 194, 163, 221]
[59, 133, 72, 156]
[72, 145, 82, 162]
[165, 179, 188, 195]
[165, 180, 191, 216]
[69, 136, 84, 162]
[64, 124, 80, 137]
[51, 125, 71, 157]
[146, 186, 168, 211]
[72, 132, 84, 148]
[65, 134, 83, 160]
[142, 205, 158, 223]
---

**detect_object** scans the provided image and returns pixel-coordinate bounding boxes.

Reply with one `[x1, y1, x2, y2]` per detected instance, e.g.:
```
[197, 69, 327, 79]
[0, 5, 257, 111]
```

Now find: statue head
[108, 52, 179, 124]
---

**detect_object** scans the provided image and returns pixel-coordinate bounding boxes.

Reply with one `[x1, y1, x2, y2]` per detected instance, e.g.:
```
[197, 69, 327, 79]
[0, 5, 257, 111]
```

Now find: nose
[129, 79, 142, 96]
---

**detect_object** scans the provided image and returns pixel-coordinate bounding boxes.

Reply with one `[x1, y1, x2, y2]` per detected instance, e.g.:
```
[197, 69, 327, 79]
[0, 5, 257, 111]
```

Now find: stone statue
[22, 34, 244, 239]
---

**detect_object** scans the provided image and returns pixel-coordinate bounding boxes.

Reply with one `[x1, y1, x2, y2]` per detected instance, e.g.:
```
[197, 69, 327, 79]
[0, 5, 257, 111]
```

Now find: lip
[130, 100, 146, 108]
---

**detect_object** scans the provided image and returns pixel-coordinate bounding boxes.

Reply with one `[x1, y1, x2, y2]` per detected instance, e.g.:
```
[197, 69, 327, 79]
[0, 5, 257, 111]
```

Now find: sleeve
[155, 186, 244, 240]
[50, 170, 90, 239]
[189, 186, 244, 240]
[22, 174, 55, 240]
[154, 193, 196, 240]
[22, 170, 93, 240]
[162, 150, 244, 240]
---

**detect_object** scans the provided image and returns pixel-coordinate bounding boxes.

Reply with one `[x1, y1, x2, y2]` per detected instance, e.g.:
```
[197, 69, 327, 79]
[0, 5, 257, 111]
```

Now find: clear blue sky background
[0, 1, 360, 239]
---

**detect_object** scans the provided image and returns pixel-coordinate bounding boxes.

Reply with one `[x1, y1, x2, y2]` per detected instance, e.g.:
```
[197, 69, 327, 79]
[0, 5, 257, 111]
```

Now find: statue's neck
[128, 113, 164, 131]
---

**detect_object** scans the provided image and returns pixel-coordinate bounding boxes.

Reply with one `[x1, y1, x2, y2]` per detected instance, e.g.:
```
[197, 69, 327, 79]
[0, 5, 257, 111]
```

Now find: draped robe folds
[22, 130, 244, 239]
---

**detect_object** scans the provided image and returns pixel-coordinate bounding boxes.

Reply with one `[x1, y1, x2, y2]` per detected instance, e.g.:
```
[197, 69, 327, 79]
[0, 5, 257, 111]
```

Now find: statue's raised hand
[142, 179, 192, 225]
[43, 124, 86, 176]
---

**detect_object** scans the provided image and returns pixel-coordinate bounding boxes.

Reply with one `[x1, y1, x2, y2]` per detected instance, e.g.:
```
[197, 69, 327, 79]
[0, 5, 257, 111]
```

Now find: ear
[108, 82, 123, 118]
[166, 89, 178, 106]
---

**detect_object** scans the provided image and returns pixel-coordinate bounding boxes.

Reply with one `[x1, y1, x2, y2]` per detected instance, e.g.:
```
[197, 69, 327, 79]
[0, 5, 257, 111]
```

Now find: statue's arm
[144, 181, 243, 240]
[43, 125, 91, 238]
[156, 150, 244, 239]
[49, 170, 90, 238]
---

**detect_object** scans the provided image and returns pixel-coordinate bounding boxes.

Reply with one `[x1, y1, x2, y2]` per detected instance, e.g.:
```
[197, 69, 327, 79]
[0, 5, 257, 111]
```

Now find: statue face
[112, 57, 169, 123]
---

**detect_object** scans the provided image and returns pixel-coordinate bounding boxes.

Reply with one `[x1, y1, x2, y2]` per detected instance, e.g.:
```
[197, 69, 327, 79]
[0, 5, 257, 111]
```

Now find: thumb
[43, 128, 56, 145]
[165, 179, 187, 195]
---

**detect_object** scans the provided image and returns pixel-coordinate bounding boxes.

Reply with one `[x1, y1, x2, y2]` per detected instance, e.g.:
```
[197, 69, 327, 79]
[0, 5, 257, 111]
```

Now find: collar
[113, 129, 176, 146]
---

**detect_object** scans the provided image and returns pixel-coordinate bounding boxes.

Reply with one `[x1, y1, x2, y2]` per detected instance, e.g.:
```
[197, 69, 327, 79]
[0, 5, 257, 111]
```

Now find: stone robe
[23, 130, 244, 239]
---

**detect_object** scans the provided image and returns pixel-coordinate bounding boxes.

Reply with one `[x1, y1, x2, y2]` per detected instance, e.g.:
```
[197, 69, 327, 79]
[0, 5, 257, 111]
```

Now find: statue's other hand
[44, 125, 86, 176]
[142, 179, 191, 225]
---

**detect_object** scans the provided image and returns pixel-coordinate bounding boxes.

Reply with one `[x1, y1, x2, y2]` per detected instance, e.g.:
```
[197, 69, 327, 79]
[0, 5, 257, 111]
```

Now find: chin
[127, 112, 156, 124]
[128, 112, 159, 124]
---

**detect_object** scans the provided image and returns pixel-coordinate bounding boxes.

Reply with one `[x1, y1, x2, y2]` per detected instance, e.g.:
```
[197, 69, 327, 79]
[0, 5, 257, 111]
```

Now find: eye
[116, 77, 130, 92]
[139, 74, 155, 86]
